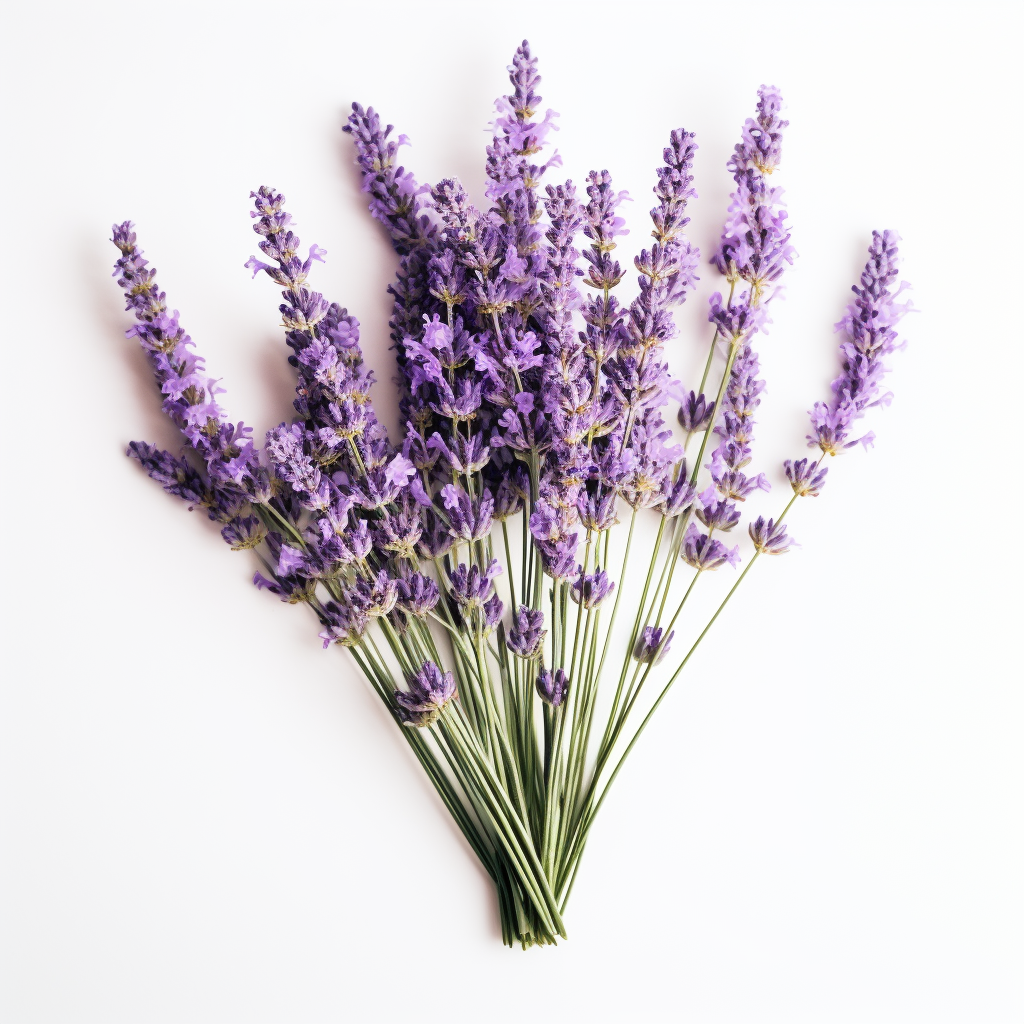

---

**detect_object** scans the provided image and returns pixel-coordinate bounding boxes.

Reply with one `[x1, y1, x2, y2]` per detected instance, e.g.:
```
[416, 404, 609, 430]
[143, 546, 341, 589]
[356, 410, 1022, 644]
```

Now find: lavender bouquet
[113, 41, 909, 948]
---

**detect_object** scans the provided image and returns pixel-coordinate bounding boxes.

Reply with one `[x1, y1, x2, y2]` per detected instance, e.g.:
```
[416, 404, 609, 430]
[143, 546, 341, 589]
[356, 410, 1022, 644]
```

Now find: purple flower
[337, 518, 373, 564]
[710, 455, 770, 502]
[784, 458, 828, 497]
[529, 497, 581, 578]
[428, 431, 492, 477]
[449, 560, 502, 611]
[570, 566, 615, 609]
[632, 626, 675, 665]
[649, 128, 700, 306]
[394, 661, 457, 727]
[372, 498, 424, 562]
[748, 516, 793, 555]
[582, 169, 630, 295]
[538, 540, 579, 580]
[220, 515, 268, 551]
[350, 456, 416, 511]
[618, 414, 680, 510]
[507, 606, 546, 659]
[805, 230, 911, 458]
[113, 222, 261, 494]
[713, 87, 795, 300]
[253, 570, 310, 604]
[659, 473, 698, 519]
[677, 390, 715, 433]
[493, 467, 529, 520]
[277, 544, 307, 578]
[536, 667, 569, 708]
[695, 488, 741, 532]
[318, 599, 371, 648]
[126, 441, 208, 510]
[441, 484, 494, 542]
[701, 337, 770, 511]
[265, 423, 321, 496]
[732, 85, 786, 176]
[245, 186, 327, 287]
[577, 487, 619, 532]
[342, 105, 432, 256]
[417, 512, 455, 559]
[707, 292, 769, 344]
[356, 570, 399, 618]
[680, 524, 740, 572]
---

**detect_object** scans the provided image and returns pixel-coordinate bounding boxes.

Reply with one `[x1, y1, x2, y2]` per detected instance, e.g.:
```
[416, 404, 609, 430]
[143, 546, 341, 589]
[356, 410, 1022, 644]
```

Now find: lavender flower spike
[537, 668, 569, 708]
[713, 86, 795, 300]
[680, 524, 740, 572]
[805, 230, 911, 457]
[785, 458, 828, 497]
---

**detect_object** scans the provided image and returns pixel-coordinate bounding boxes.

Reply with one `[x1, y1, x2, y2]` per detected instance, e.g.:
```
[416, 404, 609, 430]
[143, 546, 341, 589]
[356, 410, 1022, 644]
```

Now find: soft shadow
[254, 330, 301, 432]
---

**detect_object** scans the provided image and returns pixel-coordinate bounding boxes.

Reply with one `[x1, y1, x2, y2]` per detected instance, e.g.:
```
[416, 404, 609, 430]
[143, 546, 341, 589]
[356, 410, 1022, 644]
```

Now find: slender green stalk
[557, 491, 802, 898]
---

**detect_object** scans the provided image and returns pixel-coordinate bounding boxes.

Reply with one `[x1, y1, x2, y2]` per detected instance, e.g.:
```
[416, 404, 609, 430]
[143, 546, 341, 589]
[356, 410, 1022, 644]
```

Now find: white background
[2, 1, 1022, 1021]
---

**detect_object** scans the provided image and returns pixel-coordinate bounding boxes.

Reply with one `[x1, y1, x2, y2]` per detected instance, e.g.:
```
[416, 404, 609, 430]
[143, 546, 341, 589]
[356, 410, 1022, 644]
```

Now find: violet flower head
[748, 516, 793, 555]
[318, 598, 371, 648]
[220, 514, 268, 552]
[507, 606, 546, 660]
[650, 128, 700, 306]
[805, 230, 910, 457]
[483, 39, 560, 320]
[245, 186, 326, 291]
[530, 497, 581, 579]
[578, 487, 619, 531]
[536, 667, 569, 708]
[712, 86, 795, 302]
[582, 169, 630, 293]
[417, 512, 455, 559]
[442, 484, 494, 542]
[659, 473, 698, 519]
[677, 390, 715, 433]
[681, 524, 741, 572]
[570, 566, 615, 609]
[343, 104, 438, 401]
[696, 488, 742, 532]
[114, 223, 261, 496]
[733, 85, 787, 177]
[706, 340, 770, 503]
[354, 570, 399, 619]
[342, 104, 432, 255]
[395, 661, 457, 727]
[396, 573, 440, 617]
[785, 458, 828, 497]
[493, 468, 528, 520]
[449, 560, 503, 620]
[126, 441, 209, 511]
[633, 626, 675, 665]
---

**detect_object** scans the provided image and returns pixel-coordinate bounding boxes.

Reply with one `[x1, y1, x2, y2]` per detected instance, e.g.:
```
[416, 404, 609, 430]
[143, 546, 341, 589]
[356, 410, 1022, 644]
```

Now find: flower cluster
[712, 85, 795, 301]
[116, 42, 908, 950]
